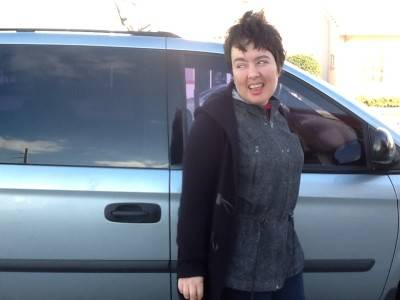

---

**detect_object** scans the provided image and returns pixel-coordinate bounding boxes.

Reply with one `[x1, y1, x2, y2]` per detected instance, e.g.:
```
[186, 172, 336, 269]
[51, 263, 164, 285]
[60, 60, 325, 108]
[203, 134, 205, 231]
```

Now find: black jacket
[177, 82, 240, 300]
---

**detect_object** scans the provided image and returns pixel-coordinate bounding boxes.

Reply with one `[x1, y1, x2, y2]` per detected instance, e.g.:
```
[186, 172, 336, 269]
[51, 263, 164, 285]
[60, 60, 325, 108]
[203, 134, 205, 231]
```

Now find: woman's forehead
[231, 45, 273, 58]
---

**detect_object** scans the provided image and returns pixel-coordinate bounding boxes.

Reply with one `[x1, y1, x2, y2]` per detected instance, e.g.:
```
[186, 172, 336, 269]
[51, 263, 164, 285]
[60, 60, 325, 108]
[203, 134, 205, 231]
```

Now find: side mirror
[371, 127, 398, 165]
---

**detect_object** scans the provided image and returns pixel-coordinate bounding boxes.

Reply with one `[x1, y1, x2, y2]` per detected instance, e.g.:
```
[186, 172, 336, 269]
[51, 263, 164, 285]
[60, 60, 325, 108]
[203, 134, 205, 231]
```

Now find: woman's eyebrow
[256, 55, 271, 60]
[233, 57, 247, 63]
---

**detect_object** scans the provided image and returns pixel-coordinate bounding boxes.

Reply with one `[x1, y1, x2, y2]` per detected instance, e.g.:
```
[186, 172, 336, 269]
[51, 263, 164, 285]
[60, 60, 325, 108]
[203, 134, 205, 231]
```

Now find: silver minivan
[0, 30, 399, 300]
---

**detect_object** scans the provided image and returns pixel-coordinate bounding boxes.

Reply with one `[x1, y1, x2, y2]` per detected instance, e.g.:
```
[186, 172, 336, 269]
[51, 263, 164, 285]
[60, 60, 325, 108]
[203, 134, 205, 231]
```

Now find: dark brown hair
[224, 10, 285, 73]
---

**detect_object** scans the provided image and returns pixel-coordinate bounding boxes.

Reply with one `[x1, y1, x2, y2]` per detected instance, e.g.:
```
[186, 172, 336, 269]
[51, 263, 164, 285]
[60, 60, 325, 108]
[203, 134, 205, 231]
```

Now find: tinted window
[276, 73, 366, 169]
[167, 51, 230, 166]
[0, 45, 168, 168]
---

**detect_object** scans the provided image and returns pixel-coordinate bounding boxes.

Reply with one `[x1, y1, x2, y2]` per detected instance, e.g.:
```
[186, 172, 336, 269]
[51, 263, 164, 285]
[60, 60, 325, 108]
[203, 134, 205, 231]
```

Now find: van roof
[0, 28, 180, 38]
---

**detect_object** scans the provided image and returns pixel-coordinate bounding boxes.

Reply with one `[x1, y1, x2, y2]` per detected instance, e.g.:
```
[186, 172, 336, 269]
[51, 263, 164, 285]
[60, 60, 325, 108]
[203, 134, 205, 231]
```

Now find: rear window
[0, 45, 168, 168]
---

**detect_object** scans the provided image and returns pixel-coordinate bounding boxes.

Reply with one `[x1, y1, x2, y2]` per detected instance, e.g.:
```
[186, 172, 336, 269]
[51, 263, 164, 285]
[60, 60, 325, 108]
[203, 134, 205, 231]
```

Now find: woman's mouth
[248, 83, 264, 89]
[248, 83, 264, 94]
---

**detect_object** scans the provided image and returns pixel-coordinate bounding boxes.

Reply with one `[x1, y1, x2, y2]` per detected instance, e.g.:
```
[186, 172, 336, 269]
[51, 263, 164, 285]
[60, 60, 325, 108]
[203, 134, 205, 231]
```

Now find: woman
[177, 10, 305, 300]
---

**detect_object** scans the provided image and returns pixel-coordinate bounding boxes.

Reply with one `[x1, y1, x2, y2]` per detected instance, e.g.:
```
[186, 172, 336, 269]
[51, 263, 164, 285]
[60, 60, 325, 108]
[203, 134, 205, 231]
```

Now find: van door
[276, 73, 398, 300]
[0, 38, 170, 300]
[166, 40, 398, 300]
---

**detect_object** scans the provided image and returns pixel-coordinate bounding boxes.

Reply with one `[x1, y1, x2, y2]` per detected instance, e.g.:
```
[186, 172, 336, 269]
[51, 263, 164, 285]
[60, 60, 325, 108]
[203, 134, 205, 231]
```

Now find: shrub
[357, 96, 400, 107]
[287, 54, 321, 77]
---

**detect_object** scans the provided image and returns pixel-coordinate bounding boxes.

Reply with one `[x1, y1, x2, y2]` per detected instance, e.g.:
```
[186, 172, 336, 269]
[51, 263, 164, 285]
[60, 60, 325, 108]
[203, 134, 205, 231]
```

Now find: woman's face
[231, 43, 279, 106]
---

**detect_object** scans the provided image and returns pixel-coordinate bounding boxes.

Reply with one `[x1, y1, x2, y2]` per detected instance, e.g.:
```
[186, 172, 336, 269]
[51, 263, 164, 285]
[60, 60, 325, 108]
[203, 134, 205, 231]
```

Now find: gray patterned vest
[225, 90, 304, 292]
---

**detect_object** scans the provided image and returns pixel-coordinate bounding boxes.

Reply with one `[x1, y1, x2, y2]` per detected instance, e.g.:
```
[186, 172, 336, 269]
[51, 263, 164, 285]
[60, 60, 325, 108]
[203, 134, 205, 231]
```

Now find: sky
[0, 0, 399, 41]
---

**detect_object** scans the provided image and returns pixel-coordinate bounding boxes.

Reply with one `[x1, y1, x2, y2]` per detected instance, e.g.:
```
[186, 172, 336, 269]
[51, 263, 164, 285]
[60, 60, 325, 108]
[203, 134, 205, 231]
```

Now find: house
[259, 0, 400, 99]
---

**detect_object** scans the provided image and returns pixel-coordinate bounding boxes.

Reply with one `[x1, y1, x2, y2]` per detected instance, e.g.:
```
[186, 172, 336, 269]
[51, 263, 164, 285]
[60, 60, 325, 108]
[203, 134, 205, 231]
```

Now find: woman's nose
[247, 63, 260, 78]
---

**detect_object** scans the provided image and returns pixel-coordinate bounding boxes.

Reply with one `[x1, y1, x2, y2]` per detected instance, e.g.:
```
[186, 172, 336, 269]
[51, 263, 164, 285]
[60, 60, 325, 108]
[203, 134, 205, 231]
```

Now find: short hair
[224, 10, 285, 73]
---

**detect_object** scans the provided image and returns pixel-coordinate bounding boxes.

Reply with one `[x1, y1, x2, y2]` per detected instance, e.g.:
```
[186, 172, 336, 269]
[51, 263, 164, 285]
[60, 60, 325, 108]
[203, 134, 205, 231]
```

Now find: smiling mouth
[248, 83, 264, 90]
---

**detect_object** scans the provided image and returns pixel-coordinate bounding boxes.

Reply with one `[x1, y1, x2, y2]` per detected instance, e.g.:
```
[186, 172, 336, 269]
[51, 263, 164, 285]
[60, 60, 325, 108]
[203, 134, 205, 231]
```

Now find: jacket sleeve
[177, 110, 224, 278]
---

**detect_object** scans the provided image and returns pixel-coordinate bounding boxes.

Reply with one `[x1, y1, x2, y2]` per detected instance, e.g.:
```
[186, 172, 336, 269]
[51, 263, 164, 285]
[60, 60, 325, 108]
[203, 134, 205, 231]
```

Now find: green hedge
[357, 96, 400, 107]
[287, 54, 321, 77]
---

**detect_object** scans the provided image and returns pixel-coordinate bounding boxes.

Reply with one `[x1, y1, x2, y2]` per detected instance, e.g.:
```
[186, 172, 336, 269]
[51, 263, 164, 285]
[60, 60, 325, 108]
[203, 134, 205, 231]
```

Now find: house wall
[259, 0, 330, 80]
[334, 35, 400, 98]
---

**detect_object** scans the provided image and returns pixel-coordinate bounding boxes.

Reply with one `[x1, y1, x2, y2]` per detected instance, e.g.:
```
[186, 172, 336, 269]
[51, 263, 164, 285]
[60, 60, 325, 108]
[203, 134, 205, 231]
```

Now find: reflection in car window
[276, 74, 366, 167]
[184, 67, 231, 118]
[167, 51, 230, 165]
[0, 45, 168, 168]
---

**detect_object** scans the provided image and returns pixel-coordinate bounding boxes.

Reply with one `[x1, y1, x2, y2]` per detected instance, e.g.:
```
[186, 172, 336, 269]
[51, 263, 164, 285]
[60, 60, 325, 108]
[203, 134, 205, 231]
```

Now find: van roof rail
[0, 28, 180, 38]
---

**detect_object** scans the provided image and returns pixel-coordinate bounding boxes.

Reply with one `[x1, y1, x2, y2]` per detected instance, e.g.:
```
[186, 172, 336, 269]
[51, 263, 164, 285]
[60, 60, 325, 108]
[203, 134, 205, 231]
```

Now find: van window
[0, 45, 168, 168]
[167, 51, 230, 166]
[276, 73, 367, 170]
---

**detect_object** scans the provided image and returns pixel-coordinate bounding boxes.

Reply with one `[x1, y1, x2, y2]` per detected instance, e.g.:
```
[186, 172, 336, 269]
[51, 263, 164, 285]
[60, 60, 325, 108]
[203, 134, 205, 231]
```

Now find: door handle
[104, 203, 161, 223]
